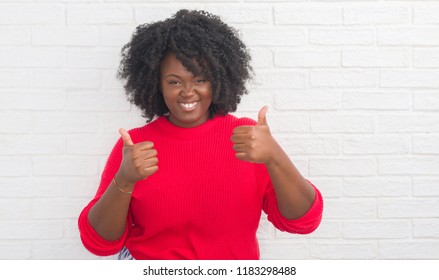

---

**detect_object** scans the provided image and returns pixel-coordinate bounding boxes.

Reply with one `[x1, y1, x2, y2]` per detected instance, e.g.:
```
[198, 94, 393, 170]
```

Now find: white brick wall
[1, 0, 438, 260]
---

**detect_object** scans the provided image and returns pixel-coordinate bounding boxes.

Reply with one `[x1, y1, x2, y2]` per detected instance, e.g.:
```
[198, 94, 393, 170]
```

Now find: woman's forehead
[160, 52, 206, 76]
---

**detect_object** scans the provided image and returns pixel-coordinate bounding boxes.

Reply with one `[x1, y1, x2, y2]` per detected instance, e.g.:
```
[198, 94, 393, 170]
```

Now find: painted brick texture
[1, 0, 438, 260]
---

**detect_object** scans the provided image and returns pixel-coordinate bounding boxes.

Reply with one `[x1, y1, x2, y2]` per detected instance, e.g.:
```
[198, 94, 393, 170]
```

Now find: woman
[78, 9, 323, 260]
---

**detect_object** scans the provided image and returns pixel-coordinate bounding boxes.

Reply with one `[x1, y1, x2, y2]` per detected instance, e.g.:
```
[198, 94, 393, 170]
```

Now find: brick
[33, 198, 89, 219]
[379, 198, 439, 218]
[100, 111, 147, 134]
[0, 221, 63, 239]
[380, 157, 439, 176]
[0, 135, 64, 155]
[0, 199, 32, 220]
[343, 5, 410, 25]
[1, 178, 38, 198]
[1, 177, 99, 198]
[310, 242, 377, 259]
[203, 5, 271, 24]
[31, 240, 98, 259]
[414, 48, 439, 68]
[380, 241, 439, 259]
[277, 136, 340, 155]
[275, 89, 341, 110]
[243, 0, 304, 2]
[0, 157, 32, 177]
[0, 90, 66, 111]
[308, 220, 341, 239]
[135, 7, 191, 25]
[343, 91, 410, 110]
[288, 157, 308, 177]
[66, 91, 129, 112]
[310, 28, 375, 46]
[0, 47, 65, 68]
[100, 26, 136, 46]
[32, 112, 99, 133]
[33, 156, 100, 176]
[413, 219, 439, 238]
[0, 4, 64, 25]
[343, 220, 410, 239]
[322, 199, 376, 219]
[0, 111, 32, 133]
[413, 178, 439, 197]
[107, 0, 172, 1]
[67, 135, 118, 155]
[242, 26, 307, 46]
[381, 70, 439, 88]
[310, 113, 375, 133]
[414, 91, 439, 111]
[414, 4, 439, 24]
[102, 70, 125, 90]
[311, 158, 377, 177]
[66, 48, 119, 69]
[0, 27, 30, 45]
[236, 89, 274, 112]
[263, 112, 309, 133]
[310, 69, 377, 88]
[342, 48, 409, 67]
[413, 135, 439, 154]
[0, 70, 31, 88]
[275, 49, 340, 67]
[275, 4, 341, 25]
[250, 47, 273, 69]
[378, 114, 439, 133]
[378, 28, 439, 46]
[278, 220, 341, 239]
[58, 177, 100, 198]
[34, 0, 100, 2]
[67, 5, 133, 25]
[343, 135, 409, 154]
[34, 70, 101, 89]
[256, 215, 275, 240]
[65, 218, 81, 239]
[343, 177, 411, 197]
[32, 27, 99, 46]
[0, 242, 31, 260]
[308, 177, 343, 198]
[253, 69, 307, 89]
[259, 240, 308, 259]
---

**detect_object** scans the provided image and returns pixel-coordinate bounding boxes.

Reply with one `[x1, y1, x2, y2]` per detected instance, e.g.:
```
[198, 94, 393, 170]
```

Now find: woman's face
[160, 53, 213, 128]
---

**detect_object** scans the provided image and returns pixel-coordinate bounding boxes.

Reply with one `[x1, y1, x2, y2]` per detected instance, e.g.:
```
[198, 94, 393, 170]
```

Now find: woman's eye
[195, 79, 207, 84]
[169, 80, 180, 85]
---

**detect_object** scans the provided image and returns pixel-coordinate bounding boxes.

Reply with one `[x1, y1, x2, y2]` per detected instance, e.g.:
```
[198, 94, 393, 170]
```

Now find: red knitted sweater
[78, 114, 323, 259]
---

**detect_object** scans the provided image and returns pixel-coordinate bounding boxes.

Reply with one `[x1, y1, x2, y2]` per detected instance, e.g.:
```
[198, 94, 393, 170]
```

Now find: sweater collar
[155, 114, 229, 139]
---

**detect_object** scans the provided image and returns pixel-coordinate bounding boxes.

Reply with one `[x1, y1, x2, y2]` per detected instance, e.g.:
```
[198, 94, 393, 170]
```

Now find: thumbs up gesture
[231, 106, 277, 164]
[116, 128, 158, 186]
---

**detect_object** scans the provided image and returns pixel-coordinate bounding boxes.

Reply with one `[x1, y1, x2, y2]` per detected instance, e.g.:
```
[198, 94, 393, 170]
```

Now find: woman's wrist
[114, 173, 136, 193]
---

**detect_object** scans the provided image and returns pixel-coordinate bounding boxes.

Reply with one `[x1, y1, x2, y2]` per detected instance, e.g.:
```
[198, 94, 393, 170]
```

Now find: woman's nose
[181, 83, 195, 97]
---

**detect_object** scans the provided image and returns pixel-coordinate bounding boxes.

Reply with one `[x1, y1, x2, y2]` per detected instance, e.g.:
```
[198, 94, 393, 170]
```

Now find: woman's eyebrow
[163, 73, 205, 79]
[163, 74, 182, 79]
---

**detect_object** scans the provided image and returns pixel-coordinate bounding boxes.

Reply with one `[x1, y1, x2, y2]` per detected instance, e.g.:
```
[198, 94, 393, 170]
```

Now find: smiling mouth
[180, 102, 198, 111]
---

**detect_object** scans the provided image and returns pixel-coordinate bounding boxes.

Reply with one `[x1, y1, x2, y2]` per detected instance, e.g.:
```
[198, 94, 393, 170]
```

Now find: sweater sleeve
[77, 138, 132, 256]
[262, 180, 323, 234]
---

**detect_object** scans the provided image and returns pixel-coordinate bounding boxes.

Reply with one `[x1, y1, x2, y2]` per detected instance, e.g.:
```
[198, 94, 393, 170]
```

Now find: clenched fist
[231, 106, 278, 164]
[115, 128, 158, 186]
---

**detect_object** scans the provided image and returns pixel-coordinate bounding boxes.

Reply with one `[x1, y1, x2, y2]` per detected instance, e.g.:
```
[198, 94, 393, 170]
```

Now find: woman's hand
[231, 106, 279, 165]
[115, 128, 159, 188]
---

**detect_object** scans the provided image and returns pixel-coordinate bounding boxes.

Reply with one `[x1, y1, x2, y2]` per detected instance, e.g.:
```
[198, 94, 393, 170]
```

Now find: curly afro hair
[117, 9, 253, 122]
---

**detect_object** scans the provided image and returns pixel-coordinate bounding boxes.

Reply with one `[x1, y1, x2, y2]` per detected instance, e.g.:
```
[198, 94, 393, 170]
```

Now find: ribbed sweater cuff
[78, 201, 128, 256]
[272, 182, 323, 234]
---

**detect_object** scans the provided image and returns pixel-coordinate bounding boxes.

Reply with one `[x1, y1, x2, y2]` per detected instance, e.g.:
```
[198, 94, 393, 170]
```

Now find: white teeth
[181, 102, 197, 110]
